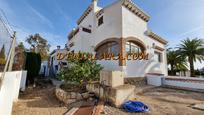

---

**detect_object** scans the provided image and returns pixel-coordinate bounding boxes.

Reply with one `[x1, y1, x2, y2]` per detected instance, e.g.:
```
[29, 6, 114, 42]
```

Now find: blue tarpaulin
[123, 101, 149, 113]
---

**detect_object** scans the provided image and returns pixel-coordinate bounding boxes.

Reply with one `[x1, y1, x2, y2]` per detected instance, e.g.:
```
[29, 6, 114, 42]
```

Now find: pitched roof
[76, 0, 150, 25]
[122, 0, 150, 22]
[146, 30, 168, 45]
[77, 5, 93, 25]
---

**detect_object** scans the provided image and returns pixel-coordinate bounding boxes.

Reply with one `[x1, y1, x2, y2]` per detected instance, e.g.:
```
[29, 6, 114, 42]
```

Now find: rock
[71, 92, 77, 99]
[192, 104, 204, 111]
[76, 93, 83, 100]
[81, 92, 90, 99]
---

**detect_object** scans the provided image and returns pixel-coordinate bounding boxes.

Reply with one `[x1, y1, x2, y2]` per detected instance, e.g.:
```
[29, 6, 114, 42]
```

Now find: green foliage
[0, 58, 6, 65]
[0, 45, 6, 65]
[25, 52, 41, 84]
[26, 33, 51, 61]
[58, 53, 103, 84]
[195, 69, 204, 76]
[167, 48, 188, 75]
[0, 45, 5, 59]
[178, 38, 204, 77]
[17, 42, 25, 50]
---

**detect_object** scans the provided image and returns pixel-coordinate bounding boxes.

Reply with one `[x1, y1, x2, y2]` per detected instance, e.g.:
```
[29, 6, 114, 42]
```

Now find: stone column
[119, 38, 126, 66]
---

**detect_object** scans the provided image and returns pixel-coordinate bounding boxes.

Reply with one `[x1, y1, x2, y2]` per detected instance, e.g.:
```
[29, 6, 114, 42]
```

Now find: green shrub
[58, 53, 103, 84]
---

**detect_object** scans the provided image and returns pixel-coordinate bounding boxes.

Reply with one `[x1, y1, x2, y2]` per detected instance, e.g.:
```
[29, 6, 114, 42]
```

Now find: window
[154, 51, 162, 62]
[126, 42, 142, 54]
[96, 41, 119, 57]
[82, 28, 91, 33]
[98, 16, 103, 26]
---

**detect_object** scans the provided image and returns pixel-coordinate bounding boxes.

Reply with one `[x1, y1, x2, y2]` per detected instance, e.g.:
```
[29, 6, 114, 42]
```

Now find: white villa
[67, 0, 168, 78]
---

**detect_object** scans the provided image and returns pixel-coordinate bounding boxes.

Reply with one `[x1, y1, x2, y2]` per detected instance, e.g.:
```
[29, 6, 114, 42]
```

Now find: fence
[0, 71, 27, 115]
[0, 9, 28, 115]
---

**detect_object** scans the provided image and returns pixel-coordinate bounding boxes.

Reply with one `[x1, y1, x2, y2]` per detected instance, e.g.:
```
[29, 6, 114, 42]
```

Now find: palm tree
[167, 49, 188, 75]
[178, 38, 204, 77]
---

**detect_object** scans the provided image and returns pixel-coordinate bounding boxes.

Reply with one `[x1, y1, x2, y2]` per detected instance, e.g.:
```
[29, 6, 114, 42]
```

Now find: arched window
[96, 41, 119, 57]
[126, 41, 143, 54]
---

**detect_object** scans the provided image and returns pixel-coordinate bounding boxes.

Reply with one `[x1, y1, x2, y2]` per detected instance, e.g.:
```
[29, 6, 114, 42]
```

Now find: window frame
[154, 51, 162, 63]
[98, 16, 104, 26]
[96, 41, 119, 57]
[126, 42, 142, 54]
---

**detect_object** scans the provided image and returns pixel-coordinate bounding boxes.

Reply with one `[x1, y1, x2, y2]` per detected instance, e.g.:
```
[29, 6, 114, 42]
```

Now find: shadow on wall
[126, 59, 162, 77]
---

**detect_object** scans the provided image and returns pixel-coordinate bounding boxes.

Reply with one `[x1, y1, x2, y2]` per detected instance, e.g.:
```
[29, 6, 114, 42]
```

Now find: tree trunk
[170, 63, 174, 75]
[189, 57, 195, 77]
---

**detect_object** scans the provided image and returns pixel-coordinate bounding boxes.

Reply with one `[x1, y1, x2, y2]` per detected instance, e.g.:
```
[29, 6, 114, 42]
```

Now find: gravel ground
[12, 85, 204, 115]
[103, 88, 204, 115]
[12, 85, 67, 115]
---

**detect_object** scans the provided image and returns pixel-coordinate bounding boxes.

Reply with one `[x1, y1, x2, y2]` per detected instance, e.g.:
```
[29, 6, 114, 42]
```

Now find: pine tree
[0, 45, 6, 65]
[0, 45, 5, 59]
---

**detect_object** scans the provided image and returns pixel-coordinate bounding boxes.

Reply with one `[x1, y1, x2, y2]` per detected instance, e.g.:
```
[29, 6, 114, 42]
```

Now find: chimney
[57, 46, 61, 50]
[92, 0, 98, 12]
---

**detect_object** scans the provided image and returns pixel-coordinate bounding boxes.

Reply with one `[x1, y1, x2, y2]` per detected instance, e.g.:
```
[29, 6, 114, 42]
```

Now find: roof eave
[146, 30, 168, 45]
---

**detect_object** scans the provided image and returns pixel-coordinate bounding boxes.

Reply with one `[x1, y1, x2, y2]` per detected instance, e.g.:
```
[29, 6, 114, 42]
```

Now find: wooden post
[8, 31, 16, 71]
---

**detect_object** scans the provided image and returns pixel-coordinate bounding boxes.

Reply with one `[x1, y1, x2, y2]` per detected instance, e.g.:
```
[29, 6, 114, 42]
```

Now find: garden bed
[55, 84, 89, 105]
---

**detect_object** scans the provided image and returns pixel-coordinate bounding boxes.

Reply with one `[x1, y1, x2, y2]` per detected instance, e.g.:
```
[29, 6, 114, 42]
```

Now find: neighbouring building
[67, 0, 168, 78]
[40, 46, 68, 77]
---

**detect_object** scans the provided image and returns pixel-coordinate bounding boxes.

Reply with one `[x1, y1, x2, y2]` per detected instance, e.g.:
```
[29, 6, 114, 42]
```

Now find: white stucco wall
[97, 60, 121, 71]
[93, 2, 122, 47]
[121, 5, 167, 77]
[69, 1, 122, 53]
[68, 1, 168, 78]
[0, 71, 27, 115]
[122, 6, 147, 39]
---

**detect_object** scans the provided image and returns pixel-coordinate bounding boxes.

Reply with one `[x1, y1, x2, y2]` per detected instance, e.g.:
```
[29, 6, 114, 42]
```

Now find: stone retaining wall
[55, 87, 89, 105]
[124, 77, 147, 87]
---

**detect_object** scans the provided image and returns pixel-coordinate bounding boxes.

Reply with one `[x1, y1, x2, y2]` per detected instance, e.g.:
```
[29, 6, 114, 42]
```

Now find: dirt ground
[12, 86, 204, 115]
[138, 88, 204, 115]
[12, 85, 67, 115]
[104, 88, 204, 115]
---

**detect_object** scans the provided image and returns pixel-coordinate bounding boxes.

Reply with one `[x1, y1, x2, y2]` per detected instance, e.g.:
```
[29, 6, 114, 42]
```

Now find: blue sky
[0, 0, 204, 69]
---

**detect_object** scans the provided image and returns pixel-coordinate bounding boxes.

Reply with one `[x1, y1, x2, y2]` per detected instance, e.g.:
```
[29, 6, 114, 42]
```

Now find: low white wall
[147, 74, 163, 86]
[164, 76, 204, 90]
[0, 71, 27, 115]
[147, 75, 204, 90]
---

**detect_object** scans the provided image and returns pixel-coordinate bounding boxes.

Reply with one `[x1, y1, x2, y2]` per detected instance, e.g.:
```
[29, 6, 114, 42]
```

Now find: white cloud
[177, 26, 204, 38]
[28, 5, 54, 29]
